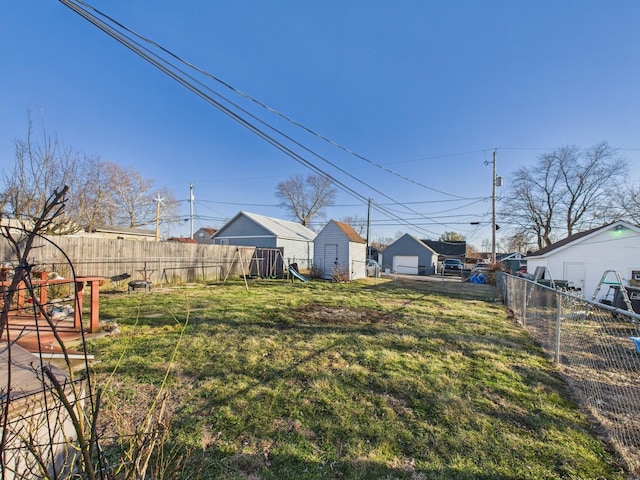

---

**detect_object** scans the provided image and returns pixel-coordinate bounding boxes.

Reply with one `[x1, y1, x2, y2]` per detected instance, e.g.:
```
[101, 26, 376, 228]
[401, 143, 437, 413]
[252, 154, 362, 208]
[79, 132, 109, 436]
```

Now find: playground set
[221, 248, 309, 290]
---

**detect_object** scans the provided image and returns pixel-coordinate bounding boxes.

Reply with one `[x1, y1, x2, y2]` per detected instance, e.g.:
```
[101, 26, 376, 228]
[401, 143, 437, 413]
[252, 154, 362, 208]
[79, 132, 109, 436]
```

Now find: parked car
[475, 262, 489, 273]
[366, 259, 381, 277]
[442, 258, 463, 275]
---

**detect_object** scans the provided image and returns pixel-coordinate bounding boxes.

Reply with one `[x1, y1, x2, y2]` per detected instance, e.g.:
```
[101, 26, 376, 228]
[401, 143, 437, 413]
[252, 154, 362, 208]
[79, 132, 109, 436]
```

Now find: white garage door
[393, 256, 419, 275]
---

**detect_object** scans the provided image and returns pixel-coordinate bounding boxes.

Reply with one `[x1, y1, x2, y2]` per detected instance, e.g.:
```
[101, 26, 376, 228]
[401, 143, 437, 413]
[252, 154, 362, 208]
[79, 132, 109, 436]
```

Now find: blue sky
[2, 1, 640, 247]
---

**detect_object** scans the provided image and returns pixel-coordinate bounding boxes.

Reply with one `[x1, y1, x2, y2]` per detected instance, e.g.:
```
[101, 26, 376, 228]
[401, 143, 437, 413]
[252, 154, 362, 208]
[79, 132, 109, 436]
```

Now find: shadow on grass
[174, 446, 530, 480]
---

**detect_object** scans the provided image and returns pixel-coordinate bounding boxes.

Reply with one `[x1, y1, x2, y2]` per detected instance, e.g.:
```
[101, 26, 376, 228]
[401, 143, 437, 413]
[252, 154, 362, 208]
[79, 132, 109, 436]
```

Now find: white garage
[526, 220, 640, 297]
[313, 220, 367, 280]
[393, 255, 419, 275]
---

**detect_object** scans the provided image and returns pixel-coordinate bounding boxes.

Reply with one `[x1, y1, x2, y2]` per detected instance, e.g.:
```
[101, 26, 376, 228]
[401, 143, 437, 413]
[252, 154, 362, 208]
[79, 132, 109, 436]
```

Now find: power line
[57, 0, 493, 213]
[191, 197, 488, 208]
[55, 0, 456, 238]
[64, 0, 475, 201]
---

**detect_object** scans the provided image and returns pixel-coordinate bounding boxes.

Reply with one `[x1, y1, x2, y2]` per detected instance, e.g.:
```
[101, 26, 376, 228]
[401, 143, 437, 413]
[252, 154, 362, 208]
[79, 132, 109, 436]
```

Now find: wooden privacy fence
[0, 236, 256, 286]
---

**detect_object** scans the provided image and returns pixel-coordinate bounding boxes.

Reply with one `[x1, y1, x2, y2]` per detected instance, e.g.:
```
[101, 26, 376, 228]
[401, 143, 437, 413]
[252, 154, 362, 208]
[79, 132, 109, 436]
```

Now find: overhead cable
[61, 0, 474, 201]
[56, 0, 451, 237]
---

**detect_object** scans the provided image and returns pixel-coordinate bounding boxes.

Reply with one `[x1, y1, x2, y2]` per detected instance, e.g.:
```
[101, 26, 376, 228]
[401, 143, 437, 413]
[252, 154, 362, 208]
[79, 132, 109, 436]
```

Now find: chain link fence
[499, 273, 640, 474]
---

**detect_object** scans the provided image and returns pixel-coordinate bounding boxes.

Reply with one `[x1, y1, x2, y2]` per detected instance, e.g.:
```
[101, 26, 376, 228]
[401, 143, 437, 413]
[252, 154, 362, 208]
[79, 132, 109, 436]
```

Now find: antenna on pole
[154, 194, 165, 242]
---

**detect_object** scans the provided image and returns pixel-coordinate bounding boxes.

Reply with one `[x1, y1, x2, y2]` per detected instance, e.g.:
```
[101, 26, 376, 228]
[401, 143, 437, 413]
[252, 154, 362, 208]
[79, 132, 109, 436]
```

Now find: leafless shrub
[308, 265, 324, 279]
[331, 265, 350, 283]
[1, 186, 178, 479]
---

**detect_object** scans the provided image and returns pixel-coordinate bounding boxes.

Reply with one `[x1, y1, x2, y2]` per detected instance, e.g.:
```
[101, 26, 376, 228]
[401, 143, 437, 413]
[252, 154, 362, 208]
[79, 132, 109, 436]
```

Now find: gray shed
[382, 234, 437, 275]
[314, 220, 367, 280]
[211, 211, 316, 270]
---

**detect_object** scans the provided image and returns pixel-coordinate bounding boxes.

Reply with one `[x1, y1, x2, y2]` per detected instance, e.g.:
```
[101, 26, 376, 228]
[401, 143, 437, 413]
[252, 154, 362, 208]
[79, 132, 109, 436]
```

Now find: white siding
[349, 242, 367, 280]
[313, 221, 366, 280]
[528, 225, 640, 297]
[315, 223, 347, 279]
[278, 238, 314, 270]
[321, 243, 338, 279]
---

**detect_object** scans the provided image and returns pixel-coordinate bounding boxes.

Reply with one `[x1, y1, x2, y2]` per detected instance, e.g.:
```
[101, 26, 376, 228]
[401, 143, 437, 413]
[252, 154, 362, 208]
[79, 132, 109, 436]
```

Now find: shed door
[323, 244, 338, 278]
[564, 262, 585, 292]
[393, 256, 419, 275]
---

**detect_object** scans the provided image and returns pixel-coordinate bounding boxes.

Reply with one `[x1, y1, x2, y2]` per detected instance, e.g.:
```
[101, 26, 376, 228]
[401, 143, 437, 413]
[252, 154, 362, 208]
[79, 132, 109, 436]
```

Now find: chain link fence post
[554, 293, 562, 363]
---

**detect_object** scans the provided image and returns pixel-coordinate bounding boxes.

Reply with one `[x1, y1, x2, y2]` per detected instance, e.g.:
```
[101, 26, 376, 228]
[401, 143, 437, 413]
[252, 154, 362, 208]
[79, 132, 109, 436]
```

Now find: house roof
[167, 237, 197, 243]
[214, 211, 316, 242]
[497, 252, 526, 262]
[527, 220, 640, 257]
[331, 220, 366, 244]
[198, 227, 218, 236]
[422, 240, 466, 257]
[87, 225, 156, 237]
[386, 234, 438, 255]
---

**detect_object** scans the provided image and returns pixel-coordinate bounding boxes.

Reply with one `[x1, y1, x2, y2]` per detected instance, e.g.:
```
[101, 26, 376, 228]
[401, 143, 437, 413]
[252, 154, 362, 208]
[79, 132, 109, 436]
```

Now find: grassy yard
[88, 277, 623, 479]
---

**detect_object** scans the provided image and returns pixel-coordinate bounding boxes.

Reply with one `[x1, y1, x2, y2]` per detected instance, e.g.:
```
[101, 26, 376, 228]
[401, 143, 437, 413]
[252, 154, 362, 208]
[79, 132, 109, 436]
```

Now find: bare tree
[275, 174, 336, 226]
[556, 142, 627, 235]
[502, 231, 534, 253]
[1, 116, 180, 235]
[501, 159, 560, 250]
[619, 183, 640, 225]
[500, 142, 626, 250]
[439, 231, 466, 242]
[1, 186, 177, 479]
[103, 162, 155, 227]
[0, 185, 104, 480]
[466, 243, 481, 259]
[1, 114, 80, 234]
[72, 161, 179, 233]
[66, 154, 116, 231]
[340, 215, 367, 236]
[153, 185, 182, 237]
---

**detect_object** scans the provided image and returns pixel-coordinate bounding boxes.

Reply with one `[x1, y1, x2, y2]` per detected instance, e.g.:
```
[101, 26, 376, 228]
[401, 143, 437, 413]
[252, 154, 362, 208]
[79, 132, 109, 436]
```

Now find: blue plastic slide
[289, 267, 309, 282]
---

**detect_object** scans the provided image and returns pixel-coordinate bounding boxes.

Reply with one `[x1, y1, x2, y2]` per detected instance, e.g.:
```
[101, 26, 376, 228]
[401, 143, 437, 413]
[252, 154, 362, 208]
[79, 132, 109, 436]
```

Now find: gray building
[193, 227, 218, 244]
[211, 211, 316, 270]
[382, 234, 437, 275]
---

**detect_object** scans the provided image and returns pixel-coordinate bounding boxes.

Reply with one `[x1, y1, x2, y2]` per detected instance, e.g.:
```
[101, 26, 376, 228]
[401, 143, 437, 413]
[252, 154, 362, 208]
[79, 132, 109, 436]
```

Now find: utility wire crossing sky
[2, 1, 640, 245]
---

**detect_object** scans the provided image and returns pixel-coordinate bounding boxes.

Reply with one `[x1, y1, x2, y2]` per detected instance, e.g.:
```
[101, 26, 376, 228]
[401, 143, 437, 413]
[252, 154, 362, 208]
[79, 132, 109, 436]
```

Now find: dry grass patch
[88, 279, 625, 479]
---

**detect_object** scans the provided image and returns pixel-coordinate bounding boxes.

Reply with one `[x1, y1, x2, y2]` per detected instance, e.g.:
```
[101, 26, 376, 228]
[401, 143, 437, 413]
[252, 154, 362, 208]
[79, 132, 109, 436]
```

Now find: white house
[313, 220, 367, 280]
[211, 211, 316, 270]
[525, 220, 640, 297]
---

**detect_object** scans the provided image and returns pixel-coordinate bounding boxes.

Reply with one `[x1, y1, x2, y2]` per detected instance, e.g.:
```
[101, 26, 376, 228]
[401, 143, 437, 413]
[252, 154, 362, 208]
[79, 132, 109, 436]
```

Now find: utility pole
[366, 198, 371, 259]
[154, 194, 164, 242]
[190, 182, 194, 239]
[485, 149, 502, 264]
[491, 149, 497, 265]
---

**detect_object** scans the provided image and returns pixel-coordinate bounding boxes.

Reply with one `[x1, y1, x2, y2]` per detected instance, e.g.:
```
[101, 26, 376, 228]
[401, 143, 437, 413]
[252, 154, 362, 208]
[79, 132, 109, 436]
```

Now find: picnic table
[0, 272, 104, 333]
